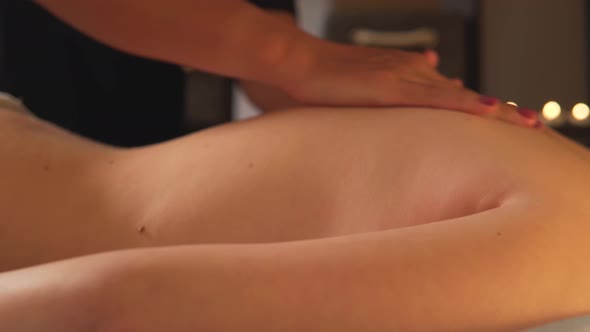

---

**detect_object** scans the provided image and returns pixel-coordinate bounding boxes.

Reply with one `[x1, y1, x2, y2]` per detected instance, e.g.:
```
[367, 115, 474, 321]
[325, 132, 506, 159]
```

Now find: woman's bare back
[90, 107, 590, 244]
[4, 107, 590, 331]
[1, 107, 588, 271]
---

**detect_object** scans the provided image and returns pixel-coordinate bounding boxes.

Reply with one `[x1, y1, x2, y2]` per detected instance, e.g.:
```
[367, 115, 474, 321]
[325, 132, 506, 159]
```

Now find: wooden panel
[480, 0, 587, 110]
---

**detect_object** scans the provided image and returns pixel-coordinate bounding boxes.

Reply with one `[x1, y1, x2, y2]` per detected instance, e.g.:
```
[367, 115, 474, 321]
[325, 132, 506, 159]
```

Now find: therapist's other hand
[277, 41, 537, 128]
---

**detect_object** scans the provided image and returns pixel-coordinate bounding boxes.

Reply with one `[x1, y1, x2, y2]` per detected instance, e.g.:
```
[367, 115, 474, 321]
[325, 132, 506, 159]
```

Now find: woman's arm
[33, 0, 310, 85]
[100, 201, 590, 331]
[33, 0, 529, 119]
[3, 196, 588, 332]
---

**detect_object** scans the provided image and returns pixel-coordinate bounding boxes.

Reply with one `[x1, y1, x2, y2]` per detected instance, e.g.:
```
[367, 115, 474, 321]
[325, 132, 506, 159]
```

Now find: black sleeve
[247, 0, 296, 15]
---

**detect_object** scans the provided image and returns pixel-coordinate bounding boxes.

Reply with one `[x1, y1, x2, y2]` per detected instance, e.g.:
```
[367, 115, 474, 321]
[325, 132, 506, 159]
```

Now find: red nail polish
[517, 108, 538, 119]
[479, 96, 499, 106]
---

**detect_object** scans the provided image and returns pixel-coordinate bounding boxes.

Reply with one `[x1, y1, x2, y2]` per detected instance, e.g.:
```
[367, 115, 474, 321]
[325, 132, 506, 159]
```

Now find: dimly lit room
[0, 1, 589, 331]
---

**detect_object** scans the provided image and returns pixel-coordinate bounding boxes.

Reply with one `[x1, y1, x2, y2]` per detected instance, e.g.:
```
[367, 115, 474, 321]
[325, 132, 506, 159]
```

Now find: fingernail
[479, 96, 499, 106]
[517, 108, 538, 119]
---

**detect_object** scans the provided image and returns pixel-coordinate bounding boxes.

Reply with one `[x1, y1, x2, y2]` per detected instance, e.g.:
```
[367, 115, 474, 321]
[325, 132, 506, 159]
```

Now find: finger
[409, 71, 457, 89]
[423, 49, 440, 68]
[394, 83, 535, 125]
[485, 103, 539, 128]
[393, 83, 538, 128]
[393, 83, 495, 114]
[413, 67, 463, 88]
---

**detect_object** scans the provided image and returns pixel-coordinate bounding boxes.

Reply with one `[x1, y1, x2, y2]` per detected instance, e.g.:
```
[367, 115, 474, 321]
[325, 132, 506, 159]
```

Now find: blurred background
[0, 0, 588, 145]
[1, 3, 588, 330]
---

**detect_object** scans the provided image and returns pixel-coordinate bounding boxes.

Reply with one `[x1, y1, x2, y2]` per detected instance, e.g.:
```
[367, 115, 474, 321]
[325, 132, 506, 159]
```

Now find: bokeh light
[572, 103, 590, 121]
[542, 101, 561, 121]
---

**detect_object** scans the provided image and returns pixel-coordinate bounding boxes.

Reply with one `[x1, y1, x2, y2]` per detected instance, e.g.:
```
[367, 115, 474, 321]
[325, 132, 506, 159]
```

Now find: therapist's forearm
[34, 0, 314, 84]
[238, 11, 308, 112]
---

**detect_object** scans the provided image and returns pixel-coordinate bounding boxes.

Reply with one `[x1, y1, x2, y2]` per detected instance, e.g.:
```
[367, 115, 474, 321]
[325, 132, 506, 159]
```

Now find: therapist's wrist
[251, 11, 320, 89]
[258, 19, 355, 104]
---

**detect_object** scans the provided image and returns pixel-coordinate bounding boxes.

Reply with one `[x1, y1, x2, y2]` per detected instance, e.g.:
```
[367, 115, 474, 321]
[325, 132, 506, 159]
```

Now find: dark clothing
[249, 0, 296, 13]
[0, 0, 295, 146]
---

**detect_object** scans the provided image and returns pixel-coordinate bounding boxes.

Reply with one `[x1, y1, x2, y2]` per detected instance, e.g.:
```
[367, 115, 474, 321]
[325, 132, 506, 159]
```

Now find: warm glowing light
[572, 103, 590, 121]
[506, 101, 518, 106]
[542, 101, 561, 121]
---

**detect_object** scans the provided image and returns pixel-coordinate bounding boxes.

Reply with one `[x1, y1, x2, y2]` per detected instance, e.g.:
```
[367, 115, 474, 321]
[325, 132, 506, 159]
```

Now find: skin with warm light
[0, 105, 589, 331]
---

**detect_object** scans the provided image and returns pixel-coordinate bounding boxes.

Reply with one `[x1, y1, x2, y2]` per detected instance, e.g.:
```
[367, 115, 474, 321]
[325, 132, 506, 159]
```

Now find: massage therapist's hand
[35, 0, 538, 128]
[269, 38, 538, 128]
